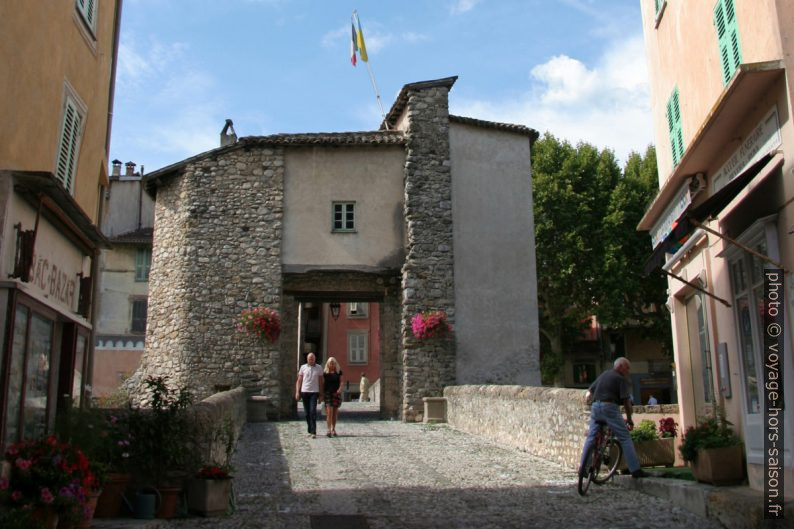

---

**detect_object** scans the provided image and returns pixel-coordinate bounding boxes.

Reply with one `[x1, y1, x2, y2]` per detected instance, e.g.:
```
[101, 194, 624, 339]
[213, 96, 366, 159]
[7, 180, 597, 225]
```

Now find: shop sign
[650, 183, 691, 249]
[712, 107, 781, 192]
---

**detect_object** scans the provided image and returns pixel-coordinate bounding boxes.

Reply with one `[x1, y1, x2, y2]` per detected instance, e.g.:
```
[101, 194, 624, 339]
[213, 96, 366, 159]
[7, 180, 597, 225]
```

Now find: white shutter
[76, 0, 97, 32]
[55, 96, 83, 194]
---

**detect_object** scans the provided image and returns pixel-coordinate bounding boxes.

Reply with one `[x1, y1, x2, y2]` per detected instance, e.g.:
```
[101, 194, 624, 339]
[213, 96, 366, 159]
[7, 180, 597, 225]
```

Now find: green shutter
[655, 0, 663, 14]
[714, 0, 742, 85]
[666, 87, 684, 167]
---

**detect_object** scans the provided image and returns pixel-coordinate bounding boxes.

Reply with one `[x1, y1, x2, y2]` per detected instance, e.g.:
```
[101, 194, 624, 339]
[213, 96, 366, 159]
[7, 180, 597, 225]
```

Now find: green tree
[532, 136, 671, 384]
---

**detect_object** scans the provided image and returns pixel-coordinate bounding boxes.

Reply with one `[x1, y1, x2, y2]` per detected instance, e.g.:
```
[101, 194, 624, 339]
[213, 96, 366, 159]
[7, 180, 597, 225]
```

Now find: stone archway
[279, 271, 402, 419]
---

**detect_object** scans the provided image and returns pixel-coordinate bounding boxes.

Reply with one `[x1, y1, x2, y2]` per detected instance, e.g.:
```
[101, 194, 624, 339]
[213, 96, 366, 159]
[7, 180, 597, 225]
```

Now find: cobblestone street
[167, 403, 723, 529]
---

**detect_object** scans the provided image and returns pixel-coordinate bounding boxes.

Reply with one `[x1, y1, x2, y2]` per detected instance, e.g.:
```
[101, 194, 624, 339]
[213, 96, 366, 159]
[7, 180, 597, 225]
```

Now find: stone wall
[445, 385, 681, 469]
[400, 80, 457, 421]
[130, 147, 284, 406]
[190, 386, 248, 468]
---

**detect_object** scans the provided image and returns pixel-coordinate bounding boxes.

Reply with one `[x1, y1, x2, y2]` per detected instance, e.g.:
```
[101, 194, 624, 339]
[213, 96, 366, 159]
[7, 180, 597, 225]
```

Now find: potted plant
[128, 376, 198, 519]
[0, 436, 100, 529]
[187, 418, 236, 517]
[92, 411, 133, 518]
[186, 464, 233, 517]
[625, 418, 677, 468]
[237, 307, 281, 343]
[411, 310, 453, 340]
[680, 414, 744, 484]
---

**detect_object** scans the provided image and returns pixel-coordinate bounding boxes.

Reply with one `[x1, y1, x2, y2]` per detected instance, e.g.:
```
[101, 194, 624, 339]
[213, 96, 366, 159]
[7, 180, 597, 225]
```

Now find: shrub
[679, 415, 741, 462]
[630, 419, 658, 442]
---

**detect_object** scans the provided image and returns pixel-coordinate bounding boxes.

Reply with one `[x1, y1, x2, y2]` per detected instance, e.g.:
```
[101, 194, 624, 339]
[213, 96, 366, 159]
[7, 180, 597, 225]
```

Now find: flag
[355, 13, 368, 62]
[350, 19, 358, 66]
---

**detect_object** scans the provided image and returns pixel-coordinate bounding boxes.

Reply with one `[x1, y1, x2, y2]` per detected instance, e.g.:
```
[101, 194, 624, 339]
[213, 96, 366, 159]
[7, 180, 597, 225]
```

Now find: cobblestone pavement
[167, 403, 724, 529]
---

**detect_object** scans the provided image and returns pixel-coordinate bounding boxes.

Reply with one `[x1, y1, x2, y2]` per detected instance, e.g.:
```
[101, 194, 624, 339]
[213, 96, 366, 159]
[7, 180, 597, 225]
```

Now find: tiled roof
[240, 130, 405, 146]
[111, 227, 153, 244]
[382, 76, 459, 130]
[449, 115, 539, 140]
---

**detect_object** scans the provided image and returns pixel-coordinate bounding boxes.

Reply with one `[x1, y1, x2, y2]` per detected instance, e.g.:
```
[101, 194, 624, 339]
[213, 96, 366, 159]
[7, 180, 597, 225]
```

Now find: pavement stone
[157, 402, 722, 529]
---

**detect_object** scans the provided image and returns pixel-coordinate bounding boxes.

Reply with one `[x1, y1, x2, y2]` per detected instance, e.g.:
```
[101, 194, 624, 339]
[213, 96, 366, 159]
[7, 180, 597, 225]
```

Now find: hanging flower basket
[411, 310, 452, 340]
[237, 307, 281, 343]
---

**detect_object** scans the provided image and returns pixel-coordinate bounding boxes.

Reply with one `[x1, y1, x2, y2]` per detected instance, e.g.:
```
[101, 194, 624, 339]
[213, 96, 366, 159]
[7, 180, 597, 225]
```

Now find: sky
[110, 0, 654, 173]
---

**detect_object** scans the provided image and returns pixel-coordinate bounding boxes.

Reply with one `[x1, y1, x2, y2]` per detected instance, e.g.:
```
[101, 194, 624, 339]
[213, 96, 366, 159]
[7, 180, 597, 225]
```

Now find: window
[347, 302, 368, 318]
[55, 91, 85, 194]
[714, 0, 742, 85]
[332, 202, 356, 232]
[348, 332, 368, 364]
[131, 299, 148, 333]
[75, 0, 97, 33]
[135, 248, 151, 281]
[666, 87, 684, 166]
[2, 304, 55, 445]
[653, 0, 667, 26]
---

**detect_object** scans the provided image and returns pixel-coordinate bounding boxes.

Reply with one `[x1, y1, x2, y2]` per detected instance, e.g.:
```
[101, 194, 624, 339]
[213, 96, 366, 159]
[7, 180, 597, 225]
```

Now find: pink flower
[15, 458, 32, 470]
[41, 487, 54, 504]
[11, 490, 23, 501]
[0, 477, 8, 490]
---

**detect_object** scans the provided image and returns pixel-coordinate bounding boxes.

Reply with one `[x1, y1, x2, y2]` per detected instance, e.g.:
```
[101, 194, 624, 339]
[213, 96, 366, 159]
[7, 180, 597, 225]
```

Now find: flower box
[237, 307, 281, 343]
[187, 478, 232, 517]
[689, 445, 744, 485]
[618, 437, 676, 470]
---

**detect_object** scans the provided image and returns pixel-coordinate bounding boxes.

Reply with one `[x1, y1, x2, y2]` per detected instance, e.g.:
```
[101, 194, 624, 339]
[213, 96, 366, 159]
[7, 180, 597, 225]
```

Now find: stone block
[423, 397, 447, 423]
[247, 395, 270, 422]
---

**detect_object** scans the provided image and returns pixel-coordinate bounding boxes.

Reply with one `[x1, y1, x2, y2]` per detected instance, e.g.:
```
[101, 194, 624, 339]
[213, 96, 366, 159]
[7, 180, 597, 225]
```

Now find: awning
[643, 152, 775, 275]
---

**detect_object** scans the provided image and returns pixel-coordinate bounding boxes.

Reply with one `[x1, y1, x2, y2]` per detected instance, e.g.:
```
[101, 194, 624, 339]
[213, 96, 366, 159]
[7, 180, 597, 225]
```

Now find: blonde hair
[324, 356, 339, 374]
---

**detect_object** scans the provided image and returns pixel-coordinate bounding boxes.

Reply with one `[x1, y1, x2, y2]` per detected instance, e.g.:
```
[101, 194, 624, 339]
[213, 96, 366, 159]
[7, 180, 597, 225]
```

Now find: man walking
[295, 353, 324, 438]
[579, 357, 647, 478]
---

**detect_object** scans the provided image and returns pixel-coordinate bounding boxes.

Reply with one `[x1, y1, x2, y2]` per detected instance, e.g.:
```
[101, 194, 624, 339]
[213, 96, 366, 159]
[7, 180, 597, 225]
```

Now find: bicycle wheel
[577, 444, 597, 496]
[592, 436, 622, 484]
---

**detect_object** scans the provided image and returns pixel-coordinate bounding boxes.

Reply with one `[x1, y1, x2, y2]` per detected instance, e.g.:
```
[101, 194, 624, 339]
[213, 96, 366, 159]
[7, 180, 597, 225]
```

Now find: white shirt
[299, 363, 323, 393]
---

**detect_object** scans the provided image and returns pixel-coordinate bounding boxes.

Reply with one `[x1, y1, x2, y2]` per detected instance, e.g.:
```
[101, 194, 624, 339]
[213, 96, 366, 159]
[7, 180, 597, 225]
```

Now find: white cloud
[451, 34, 652, 165]
[450, 0, 482, 14]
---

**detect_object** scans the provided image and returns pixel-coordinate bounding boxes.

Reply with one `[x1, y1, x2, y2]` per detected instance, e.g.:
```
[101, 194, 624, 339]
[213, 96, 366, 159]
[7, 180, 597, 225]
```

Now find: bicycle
[577, 420, 623, 496]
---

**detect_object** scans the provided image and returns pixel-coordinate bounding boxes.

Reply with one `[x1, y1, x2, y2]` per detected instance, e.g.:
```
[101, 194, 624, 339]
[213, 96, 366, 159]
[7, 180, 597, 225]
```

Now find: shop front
[0, 171, 105, 448]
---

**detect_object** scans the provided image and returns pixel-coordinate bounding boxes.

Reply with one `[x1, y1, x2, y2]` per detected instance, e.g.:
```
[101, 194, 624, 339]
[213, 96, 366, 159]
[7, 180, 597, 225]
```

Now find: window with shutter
[714, 0, 742, 85]
[666, 87, 685, 167]
[135, 248, 151, 282]
[75, 0, 97, 33]
[55, 95, 84, 194]
[348, 332, 368, 364]
[131, 299, 148, 333]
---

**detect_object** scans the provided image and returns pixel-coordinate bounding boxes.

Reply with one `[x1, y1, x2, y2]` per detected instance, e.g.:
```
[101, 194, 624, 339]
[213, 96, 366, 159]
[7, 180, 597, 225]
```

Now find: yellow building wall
[0, 1, 119, 222]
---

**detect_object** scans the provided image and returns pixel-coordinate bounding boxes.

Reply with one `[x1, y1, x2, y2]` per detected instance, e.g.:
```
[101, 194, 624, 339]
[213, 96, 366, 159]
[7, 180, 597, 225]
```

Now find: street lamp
[330, 302, 341, 321]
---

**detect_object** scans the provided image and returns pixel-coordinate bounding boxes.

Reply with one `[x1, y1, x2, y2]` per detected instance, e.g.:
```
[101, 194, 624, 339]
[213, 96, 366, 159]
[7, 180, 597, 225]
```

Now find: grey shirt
[589, 369, 629, 402]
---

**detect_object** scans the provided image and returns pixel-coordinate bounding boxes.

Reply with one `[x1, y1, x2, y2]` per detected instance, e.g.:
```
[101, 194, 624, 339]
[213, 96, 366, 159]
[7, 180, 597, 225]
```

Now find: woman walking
[323, 357, 343, 437]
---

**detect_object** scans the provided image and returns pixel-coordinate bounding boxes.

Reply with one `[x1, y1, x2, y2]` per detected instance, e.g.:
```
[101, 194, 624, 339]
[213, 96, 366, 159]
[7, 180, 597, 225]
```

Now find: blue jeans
[301, 392, 319, 434]
[579, 402, 641, 473]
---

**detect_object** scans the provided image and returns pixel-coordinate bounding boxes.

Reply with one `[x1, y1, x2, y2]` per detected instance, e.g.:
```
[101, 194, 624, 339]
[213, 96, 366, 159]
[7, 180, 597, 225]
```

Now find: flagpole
[353, 10, 389, 130]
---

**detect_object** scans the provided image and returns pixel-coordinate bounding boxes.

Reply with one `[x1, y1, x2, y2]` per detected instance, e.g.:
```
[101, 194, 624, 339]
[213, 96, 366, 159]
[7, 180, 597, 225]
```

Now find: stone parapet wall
[445, 385, 682, 469]
[401, 81, 457, 421]
[190, 386, 247, 468]
[132, 147, 284, 406]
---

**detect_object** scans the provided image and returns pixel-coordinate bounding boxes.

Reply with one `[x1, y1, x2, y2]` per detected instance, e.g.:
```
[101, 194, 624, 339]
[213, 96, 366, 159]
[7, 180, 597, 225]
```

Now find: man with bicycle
[579, 357, 647, 479]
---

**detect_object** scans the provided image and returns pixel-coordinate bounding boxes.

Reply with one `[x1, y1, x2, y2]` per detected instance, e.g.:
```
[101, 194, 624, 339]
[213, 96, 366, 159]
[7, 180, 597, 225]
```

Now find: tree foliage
[532, 134, 671, 377]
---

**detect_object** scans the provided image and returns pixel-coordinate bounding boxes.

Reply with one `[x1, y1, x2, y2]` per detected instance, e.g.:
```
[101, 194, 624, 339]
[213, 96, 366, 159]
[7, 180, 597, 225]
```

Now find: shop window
[136, 248, 151, 281]
[666, 87, 684, 166]
[131, 298, 148, 333]
[714, 0, 742, 85]
[348, 332, 368, 364]
[347, 302, 368, 319]
[332, 202, 356, 232]
[2, 304, 55, 445]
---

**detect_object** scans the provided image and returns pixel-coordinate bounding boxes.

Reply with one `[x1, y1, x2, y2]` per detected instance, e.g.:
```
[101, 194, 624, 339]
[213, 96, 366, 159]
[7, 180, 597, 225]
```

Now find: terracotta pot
[94, 473, 131, 518]
[187, 478, 232, 517]
[689, 444, 744, 484]
[75, 489, 102, 528]
[33, 507, 59, 529]
[156, 486, 182, 519]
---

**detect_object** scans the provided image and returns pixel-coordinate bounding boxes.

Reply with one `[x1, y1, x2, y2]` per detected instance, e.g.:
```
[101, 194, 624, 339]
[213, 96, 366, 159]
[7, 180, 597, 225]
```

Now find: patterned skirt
[324, 392, 342, 408]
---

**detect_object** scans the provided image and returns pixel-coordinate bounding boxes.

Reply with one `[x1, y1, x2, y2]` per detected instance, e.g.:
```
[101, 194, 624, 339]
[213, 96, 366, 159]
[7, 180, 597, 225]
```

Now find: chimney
[125, 161, 136, 177]
[220, 119, 237, 147]
[111, 159, 122, 178]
